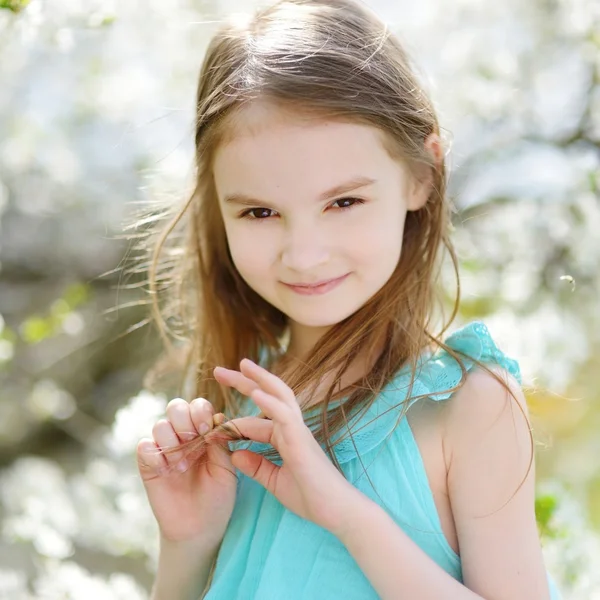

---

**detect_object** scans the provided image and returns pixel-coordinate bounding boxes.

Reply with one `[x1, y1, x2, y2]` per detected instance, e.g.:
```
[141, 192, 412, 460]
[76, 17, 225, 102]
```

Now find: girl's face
[213, 103, 430, 349]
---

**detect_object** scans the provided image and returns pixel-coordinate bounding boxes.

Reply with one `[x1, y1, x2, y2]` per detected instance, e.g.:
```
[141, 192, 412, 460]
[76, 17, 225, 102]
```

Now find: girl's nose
[280, 226, 330, 273]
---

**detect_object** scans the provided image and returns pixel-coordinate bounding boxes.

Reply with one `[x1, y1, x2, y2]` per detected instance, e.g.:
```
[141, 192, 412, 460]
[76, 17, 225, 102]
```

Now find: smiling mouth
[281, 274, 349, 295]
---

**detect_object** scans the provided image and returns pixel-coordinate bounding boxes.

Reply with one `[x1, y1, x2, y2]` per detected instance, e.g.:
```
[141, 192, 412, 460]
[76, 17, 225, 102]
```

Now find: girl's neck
[286, 321, 333, 361]
[275, 321, 387, 411]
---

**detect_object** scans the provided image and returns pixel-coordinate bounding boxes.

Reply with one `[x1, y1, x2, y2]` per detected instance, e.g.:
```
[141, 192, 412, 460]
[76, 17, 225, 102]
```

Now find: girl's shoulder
[314, 321, 522, 466]
[403, 320, 525, 465]
[405, 319, 527, 474]
[422, 320, 530, 471]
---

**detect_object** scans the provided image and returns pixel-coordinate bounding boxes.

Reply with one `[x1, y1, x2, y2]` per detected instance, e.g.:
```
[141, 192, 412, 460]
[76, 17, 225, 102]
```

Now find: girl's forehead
[212, 103, 411, 203]
[215, 118, 387, 177]
[211, 101, 412, 192]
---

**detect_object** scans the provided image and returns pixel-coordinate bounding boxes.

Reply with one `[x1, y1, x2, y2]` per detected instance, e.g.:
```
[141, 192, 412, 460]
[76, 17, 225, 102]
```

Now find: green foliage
[20, 283, 91, 344]
[98, 15, 116, 27]
[459, 296, 501, 319]
[535, 493, 562, 540]
[0, 0, 30, 13]
[63, 282, 90, 308]
[20, 315, 53, 344]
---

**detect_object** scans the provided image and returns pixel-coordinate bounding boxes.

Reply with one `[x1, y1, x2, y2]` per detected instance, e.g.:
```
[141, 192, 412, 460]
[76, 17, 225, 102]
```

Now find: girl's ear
[406, 133, 444, 211]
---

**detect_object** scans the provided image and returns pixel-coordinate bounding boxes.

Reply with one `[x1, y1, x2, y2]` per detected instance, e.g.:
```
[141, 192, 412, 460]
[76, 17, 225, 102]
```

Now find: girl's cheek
[228, 230, 273, 273]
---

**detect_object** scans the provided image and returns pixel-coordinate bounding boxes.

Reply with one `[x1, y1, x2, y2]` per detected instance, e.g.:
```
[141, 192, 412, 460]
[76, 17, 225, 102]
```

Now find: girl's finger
[240, 359, 298, 410]
[228, 416, 274, 445]
[249, 388, 287, 422]
[165, 398, 197, 441]
[137, 438, 168, 480]
[152, 419, 186, 469]
[231, 449, 279, 495]
[214, 366, 259, 397]
[189, 397, 215, 436]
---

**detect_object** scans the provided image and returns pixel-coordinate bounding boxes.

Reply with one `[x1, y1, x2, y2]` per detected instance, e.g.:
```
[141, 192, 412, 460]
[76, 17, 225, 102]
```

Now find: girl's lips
[282, 274, 349, 296]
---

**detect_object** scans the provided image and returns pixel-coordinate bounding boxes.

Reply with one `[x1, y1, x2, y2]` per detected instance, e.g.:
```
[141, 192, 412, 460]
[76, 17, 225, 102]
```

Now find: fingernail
[176, 460, 188, 473]
[199, 423, 210, 434]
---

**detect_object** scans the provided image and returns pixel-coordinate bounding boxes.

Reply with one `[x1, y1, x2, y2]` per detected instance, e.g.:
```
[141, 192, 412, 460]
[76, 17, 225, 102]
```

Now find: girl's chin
[285, 312, 355, 329]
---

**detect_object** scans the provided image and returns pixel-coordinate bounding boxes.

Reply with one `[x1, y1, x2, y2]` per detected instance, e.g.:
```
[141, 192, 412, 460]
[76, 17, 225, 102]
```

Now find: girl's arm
[150, 536, 219, 600]
[337, 367, 551, 600]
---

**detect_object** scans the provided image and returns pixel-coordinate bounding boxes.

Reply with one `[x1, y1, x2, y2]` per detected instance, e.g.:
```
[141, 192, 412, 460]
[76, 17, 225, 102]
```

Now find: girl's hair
[132, 0, 531, 484]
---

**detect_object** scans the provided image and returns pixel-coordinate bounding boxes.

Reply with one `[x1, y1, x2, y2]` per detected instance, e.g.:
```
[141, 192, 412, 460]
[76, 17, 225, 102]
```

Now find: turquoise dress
[204, 322, 561, 599]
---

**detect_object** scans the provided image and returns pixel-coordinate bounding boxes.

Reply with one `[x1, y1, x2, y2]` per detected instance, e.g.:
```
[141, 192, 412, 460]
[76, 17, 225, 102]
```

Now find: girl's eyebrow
[222, 176, 376, 207]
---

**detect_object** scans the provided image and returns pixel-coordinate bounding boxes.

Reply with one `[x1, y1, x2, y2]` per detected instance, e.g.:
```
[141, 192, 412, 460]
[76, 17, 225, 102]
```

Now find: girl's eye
[330, 197, 364, 210]
[240, 208, 278, 220]
[239, 198, 364, 220]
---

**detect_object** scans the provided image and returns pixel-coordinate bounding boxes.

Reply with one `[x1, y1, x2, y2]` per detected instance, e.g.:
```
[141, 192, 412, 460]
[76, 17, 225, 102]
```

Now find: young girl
[135, 0, 561, 598]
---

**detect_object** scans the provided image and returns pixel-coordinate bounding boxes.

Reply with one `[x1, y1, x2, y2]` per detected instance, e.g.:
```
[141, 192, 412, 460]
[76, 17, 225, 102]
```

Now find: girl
[135, 0, 561, 598]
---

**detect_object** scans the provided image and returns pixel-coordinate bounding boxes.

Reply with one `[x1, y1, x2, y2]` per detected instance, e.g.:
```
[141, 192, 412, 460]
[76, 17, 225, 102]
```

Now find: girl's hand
[136, 398, 237, 548]
[214, 359, 362, 538]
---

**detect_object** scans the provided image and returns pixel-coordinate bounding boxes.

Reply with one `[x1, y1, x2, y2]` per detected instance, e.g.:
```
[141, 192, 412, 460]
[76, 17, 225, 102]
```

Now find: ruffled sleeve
[413, 320, 522, 404]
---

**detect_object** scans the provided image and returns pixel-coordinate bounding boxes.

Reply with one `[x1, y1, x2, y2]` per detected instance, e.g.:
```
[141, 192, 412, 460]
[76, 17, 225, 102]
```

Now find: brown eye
[331, 197, 364, 210]
[242, 208, 277, 219]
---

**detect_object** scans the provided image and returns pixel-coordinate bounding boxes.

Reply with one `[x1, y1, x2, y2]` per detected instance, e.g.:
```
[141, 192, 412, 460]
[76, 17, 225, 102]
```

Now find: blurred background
[0, 0, 598, 597]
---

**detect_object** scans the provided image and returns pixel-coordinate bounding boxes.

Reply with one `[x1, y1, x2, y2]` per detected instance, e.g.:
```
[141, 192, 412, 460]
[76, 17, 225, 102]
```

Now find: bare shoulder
[442, 365, 532, 473]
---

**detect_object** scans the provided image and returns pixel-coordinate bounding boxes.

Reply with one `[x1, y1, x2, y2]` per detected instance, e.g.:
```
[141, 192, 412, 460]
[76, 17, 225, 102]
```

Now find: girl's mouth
[282, 274, 349, 296]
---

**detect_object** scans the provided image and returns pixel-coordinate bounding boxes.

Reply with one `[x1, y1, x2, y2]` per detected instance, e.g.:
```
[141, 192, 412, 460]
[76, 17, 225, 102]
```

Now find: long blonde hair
[131, 0, 529, 479]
